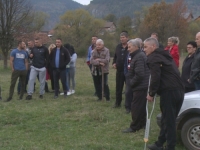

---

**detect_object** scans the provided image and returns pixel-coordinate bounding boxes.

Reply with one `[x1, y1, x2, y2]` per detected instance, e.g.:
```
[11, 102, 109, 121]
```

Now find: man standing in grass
[6, 41, 28, 102]
[144, 38, 184, 150]
[112, 31, 128, 108]
[86, 35, 98, 96]
[26, 38, 49, 100]
[49, 38, 71, 99]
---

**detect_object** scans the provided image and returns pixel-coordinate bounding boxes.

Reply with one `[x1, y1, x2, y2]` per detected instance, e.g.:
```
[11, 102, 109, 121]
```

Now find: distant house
[103, 22, 116, 32]
[182, 12, 194, 22]
[194, 16, 200, 22]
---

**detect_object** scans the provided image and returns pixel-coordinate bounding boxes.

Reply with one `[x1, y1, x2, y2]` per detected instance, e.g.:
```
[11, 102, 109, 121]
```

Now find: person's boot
[45, 82, 49, 93]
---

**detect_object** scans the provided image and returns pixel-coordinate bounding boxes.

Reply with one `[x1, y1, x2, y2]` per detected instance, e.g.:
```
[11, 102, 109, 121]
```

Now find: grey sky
[73, 0, 92, 5]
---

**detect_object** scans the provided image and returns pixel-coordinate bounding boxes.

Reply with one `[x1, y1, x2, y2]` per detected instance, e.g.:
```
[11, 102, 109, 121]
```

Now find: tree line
[1, 0, 200, 69]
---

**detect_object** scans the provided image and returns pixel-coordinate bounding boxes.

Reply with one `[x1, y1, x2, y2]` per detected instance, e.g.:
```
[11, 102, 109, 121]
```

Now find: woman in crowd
[67, 46, 77, 95]
[90, 39, 110, 101]
[165, 37, 180, 67]
[181, 41, 196, 93]
[48, 44, 56, 92]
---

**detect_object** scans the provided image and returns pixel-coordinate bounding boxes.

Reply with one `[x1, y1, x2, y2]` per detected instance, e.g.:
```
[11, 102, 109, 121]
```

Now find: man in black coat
[49, 38, 71, 98]
[144, 38, 184, 150]
[112, 31, 128, 108]
[122, 39, 149, 133]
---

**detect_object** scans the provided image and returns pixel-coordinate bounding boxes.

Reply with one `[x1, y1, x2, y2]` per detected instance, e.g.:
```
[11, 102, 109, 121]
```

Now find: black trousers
[53, 69, 67, 96]
[49, 67, 55, 90]
[93, 73, 110, 100]
[115, 71, 125, 106]
[125, 78, 133, 110]
[130, 90, 147, 130]
[9, 70, 27, 98]
[156, 90, 184, 150]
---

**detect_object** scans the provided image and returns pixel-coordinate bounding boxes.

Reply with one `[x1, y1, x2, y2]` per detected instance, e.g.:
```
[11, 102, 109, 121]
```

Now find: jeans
[27, 66, 46, 95]
[115, 71, 125, 106]
[53, 69, 67, 96]
[67, 67, 76, 90]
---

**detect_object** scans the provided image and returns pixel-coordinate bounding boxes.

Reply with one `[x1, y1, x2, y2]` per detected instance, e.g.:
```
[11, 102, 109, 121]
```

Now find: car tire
[181, 117, 200, 150]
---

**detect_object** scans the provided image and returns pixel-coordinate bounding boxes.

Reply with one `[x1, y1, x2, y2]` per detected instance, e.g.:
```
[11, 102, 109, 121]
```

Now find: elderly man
[123, 39, 149, 132]
[189, 32, 200, 90]
[144, 38, 184, 150]
[90, 39, 110, 101]
[112, 31, 128, 108]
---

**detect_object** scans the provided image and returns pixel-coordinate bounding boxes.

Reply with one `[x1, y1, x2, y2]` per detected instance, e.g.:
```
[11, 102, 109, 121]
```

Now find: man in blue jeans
[6, 41, 28, 101]
[189, 32, 200, 90]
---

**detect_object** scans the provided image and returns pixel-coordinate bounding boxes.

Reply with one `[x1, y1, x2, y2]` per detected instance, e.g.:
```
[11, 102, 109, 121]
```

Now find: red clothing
[165, 45, 179, 67]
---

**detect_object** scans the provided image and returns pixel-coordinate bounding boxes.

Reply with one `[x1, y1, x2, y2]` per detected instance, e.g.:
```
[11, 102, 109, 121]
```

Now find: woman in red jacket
[165, 37, 180, 67]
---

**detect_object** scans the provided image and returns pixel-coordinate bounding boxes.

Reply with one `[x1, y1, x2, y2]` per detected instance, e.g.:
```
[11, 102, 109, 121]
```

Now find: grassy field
[0, 58, 187, 150]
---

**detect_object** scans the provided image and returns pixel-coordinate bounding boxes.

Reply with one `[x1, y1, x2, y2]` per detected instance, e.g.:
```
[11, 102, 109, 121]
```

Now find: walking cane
[144, 75, 157, 150]
[101, 66, 104, 101]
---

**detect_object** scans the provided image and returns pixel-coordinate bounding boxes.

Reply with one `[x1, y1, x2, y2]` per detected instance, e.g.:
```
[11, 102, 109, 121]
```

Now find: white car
[157, 90, 200, 150]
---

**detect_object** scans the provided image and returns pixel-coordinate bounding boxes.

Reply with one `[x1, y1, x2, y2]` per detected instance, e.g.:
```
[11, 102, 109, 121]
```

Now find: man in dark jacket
[112, 31, 128, 108]
[122, 39, 149, 133]
[26, 38, 49, 100]
[49, 38, 71, 98]
[189, 32, 200, 90]
[144, 38, 184, 150]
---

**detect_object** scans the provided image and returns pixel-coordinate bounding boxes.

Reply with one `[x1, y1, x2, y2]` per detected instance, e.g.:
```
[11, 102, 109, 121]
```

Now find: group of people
[1, 29, 200, 150]
[86, 31, 200, 150]
[5, 38, 77, 102]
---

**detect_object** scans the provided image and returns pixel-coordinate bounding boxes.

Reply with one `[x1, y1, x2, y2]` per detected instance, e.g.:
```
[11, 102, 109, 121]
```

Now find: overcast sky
[73, 0, 92, 5]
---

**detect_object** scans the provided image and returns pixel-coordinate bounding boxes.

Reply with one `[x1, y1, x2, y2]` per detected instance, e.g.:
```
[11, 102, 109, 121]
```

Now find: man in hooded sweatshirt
[144, 38, 184, 150]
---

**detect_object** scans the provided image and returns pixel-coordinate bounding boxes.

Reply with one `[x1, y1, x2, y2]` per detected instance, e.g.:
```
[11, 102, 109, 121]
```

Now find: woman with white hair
[90, 39, 110, 101]
[165, 37, 180, 67]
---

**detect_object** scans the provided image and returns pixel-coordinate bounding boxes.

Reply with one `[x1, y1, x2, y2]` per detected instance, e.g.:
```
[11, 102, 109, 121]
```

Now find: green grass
[0, 58, 187, 150]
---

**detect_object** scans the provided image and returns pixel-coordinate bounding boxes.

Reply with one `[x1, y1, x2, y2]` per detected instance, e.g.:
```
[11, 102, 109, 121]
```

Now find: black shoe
[125, 109, 131, 114]
[6, 97, 12, 102]
[113, 104, 121, 108]
[0, 96, 2, 100]
[39, 95, 43, 99]
[18, 96, 23, 100]
[122, 128, 136, 133]
[148, 143, 164, 150]
[26, 95, 32, 100]
[54, 96, 58, 99]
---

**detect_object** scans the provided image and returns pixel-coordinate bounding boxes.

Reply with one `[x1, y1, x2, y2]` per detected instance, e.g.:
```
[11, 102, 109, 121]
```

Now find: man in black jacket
[189, 32, 200, 90]
[49, 38, 70, 98]
[144, 38, 184, 150]
[26, 38, 49, 100]
[112, 31, 128, 108]
[122, 39, 149, 133]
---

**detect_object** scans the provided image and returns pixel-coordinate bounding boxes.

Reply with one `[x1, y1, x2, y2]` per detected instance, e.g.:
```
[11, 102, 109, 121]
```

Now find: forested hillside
[30, 0, 83, 30]
[86, 0, 200, 18]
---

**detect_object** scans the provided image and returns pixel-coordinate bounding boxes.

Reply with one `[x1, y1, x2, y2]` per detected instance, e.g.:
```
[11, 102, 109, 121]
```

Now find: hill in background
[86, 0, 200, 18]
[30, 0, 83, 30]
